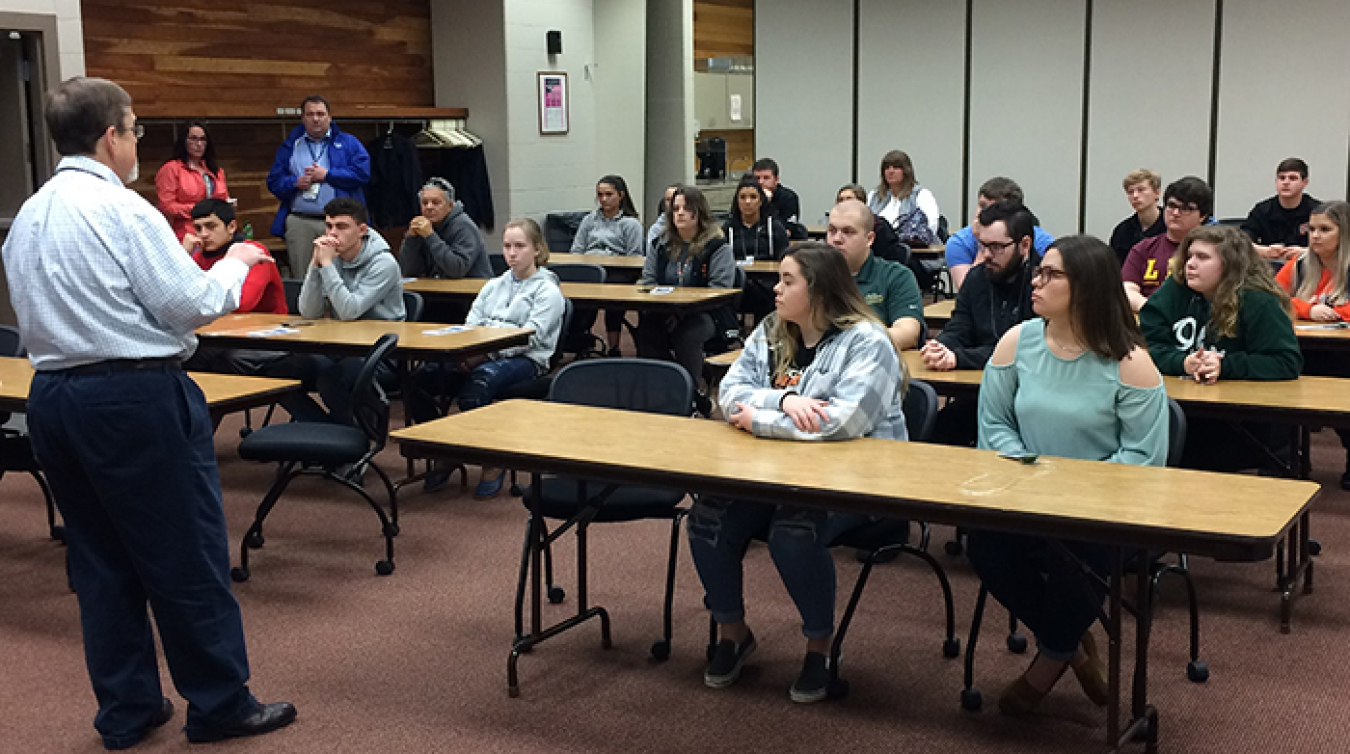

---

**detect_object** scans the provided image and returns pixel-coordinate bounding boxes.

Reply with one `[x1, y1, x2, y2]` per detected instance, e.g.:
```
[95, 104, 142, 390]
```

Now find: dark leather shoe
[103, 698, 174, 750]
[186, 702, 297, 744]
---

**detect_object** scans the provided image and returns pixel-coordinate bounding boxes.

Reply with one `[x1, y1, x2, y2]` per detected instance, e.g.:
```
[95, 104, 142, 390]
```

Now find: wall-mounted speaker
[547, 30, 562, 56]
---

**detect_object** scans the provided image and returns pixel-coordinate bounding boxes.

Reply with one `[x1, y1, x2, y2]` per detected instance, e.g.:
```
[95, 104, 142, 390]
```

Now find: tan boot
[1071, 631, 1110, 707]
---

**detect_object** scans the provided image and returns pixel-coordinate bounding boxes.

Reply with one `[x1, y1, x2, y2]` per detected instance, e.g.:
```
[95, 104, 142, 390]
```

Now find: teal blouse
[978, 319, 1169, 466]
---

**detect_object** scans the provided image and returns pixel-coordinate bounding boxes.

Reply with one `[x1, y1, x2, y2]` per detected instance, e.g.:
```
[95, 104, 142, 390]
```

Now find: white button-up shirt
[3, 156, 249, 371]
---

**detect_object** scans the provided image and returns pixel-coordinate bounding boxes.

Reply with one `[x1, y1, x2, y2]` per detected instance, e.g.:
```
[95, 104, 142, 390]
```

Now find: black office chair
[513, 358, 693, 663]
[283, 279, 303, 315]
[959, 398, 1202, 712]
[402, 290, 425, 323]
[489, 254, 509, 276]
[703, 379, 960, 699]
[544, 211, 590, 252]
[552, 263, 609, 358]
[498, 298, 575, 405]
[231, 334, 402, 581]
[0, 326, 61, 542]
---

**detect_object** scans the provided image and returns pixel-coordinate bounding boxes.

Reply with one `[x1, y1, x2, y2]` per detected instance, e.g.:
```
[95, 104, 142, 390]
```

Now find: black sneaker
[789, 651, 831, 703]
[704, 630, 756, 688]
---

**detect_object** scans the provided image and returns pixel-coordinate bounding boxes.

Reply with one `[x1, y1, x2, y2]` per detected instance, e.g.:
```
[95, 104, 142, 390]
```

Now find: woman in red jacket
[156, 121, 230, 241]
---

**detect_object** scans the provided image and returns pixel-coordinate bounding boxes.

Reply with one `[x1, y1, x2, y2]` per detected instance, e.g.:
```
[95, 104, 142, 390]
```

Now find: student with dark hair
[1243, 157, 1318, 261]
[728, 175, 790, 323]
[156, 120, 229, 240]
[688, 242, 907, 704]
[866, 149, 940, 246]
[944, 176, 1055, 290]
[570, 174, 644, 354]
[637, 185, 734, 414]
[1122, 175, 1212, 312]
[183, 198, 286, 315]
[647, 183, 680, 250]
[1109, 169, 1165, 265]
[753, 157, 806, 238]
[837, 183, 906, 264]
[1141, 225, 1300, 471]
[1276, 200, 1350, 485]
[920, 201, 1040, 446]
[969, 235, 1168, 717]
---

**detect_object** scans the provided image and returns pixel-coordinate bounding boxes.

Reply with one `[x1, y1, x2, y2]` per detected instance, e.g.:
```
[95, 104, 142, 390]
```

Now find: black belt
[53, 358, 183, 377]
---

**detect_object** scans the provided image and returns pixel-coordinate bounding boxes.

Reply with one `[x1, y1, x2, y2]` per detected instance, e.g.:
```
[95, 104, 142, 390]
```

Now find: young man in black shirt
[753, 157, 807, 239]
[1242, 157, 1318, 262]
[1109, 168, 1165, 265]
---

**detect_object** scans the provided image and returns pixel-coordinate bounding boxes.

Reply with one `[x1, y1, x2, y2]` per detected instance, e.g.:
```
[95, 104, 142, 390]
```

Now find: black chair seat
[535, 478, 686, 522]
[238, 422, 369, 465]
[833, 518, 911, 552]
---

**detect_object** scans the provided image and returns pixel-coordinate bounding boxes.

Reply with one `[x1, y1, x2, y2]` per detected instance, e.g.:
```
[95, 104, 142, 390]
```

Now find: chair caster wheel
[1006, 632, 1028, 654]
[245, 531, 264, 549]
[513, 636, 533, 653]
[384, 522, 400, 537]
[942, 637, 961, 658]
[547, 586, 566, 604]
[1309, 539, 1322, 556]
[230, 566, 249, 583]
[50, 525, 66, 543]
[1187, 660, 1209, 683]
[960, 688, 983, 711]
[944, 539, 964, 557]
[375, 560, 395, 576]
[828, 678, 850, 699]
[706, 644, 716, 662]
[650, 639, 671, 661]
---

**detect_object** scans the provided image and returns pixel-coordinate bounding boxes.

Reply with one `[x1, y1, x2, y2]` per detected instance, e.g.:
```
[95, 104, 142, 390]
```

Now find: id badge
[302, 183, 321, 200]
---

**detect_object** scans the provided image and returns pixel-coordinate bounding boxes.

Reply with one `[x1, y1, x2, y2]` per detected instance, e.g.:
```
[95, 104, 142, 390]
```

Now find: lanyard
[305, 137, 328, 164]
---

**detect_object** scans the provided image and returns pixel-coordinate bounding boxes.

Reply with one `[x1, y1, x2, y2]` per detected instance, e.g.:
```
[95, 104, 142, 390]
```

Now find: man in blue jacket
[266, 95, 370, 276]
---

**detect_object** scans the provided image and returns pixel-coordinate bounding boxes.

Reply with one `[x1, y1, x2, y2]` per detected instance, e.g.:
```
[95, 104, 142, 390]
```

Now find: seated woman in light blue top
[687, 243, 907, 705]
[967, 235, 1169, 717]
[570, 174, 644, 355]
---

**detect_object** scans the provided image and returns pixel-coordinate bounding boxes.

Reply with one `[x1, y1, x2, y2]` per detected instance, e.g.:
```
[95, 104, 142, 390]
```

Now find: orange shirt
[1275, 258, 1350, 320]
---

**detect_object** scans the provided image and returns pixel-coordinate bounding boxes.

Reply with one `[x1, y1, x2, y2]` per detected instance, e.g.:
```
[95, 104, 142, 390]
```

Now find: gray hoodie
[467, 267, 566, 373]
[399, 201, 492, 279]
[570, 209, 644, 256]
[299, 229, 406, 321]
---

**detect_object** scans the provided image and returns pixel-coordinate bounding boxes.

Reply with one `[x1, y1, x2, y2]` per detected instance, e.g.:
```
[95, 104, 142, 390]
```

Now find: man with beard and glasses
[920, 201, 1040, 446]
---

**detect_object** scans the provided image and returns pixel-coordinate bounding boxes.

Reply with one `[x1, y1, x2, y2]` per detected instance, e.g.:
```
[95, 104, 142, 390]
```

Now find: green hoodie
[1139, 277, 1302, 380]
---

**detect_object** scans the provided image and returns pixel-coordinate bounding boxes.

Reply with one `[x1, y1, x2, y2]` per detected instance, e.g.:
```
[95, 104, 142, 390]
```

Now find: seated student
[837, 183, 906, 264]
[726, 174, 790, 323]
[646, 183, 680, 250]
[1242, 157, 1319, 262]
[1141, 225, 1301, 471]
[919, 201, 1039, 446]
[636, 185, 734, 415]
[969, 235, 1168, 717]
[688, 243, 907, 704]
[1108, 169, 1166, 265]
[569, 174, 644, 355]
[1122, 175, 1211, 312]
[827, 199, 924, 351]
[294, 197, 405, 424]
[753, 157, 806, 239]
[945, 177, 1055, 290]
[180, 198, 292, 377]
[408, 218, 565, 496]
[399, 176, 492, 280]
[1275, 200, 1350, 485]
[866, 149, 940, 247]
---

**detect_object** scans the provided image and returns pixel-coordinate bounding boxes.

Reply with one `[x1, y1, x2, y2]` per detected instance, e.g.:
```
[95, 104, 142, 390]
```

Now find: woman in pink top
[155, 121, 230, 241]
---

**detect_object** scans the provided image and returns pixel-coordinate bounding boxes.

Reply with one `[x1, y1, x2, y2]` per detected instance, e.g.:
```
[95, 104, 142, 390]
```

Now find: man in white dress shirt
[2, 77, 296, 749]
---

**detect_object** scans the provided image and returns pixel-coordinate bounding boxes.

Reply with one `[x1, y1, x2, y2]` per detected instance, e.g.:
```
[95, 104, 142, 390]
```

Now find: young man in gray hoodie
[292, 196, 405, 424]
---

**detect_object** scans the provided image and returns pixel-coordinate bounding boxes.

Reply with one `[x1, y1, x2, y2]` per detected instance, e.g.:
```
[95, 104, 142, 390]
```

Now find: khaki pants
[283, 213, 326, 277]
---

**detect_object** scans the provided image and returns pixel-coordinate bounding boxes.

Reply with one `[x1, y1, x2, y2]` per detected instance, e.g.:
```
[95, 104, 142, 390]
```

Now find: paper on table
[423, 325, 475, 336]
[649, 286, 675, 295]
[247, 327, 300, 337]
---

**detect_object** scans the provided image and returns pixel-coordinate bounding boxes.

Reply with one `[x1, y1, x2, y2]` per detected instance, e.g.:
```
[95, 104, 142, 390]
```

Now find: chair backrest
[549, 358, 693, 417]
[0, 325, 22, 358]
[489, 254, 509, 276]
[403, 290, 426, 323]
[544, 211, 589, 252]
[548, 263, 606, 284]
[901, 379, 939, 443]
[551, 298, 575, 369]
[1216, 217, 1246, 228]
[283, 278, 303, 315]
[1166, 398, 1187, 468]
[351, 333, 400, 447]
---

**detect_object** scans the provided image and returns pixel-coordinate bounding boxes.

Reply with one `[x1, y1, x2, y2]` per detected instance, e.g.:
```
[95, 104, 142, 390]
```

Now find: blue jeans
[405, 356, 538, 424]
[687, 498, 870, 639]
[966, 530, 1110, 662]
[28, 368, 257, 745]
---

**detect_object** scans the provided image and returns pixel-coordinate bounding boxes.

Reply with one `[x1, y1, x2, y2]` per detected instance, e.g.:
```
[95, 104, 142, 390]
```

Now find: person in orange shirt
[1275, 199, 1350, 486]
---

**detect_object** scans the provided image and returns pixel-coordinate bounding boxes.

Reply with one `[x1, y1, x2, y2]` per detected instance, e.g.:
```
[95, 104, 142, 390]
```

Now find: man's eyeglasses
[1031, 266, 1067, 283]
[121, 123, 145, 141]
[978, 239, 1018, 255]
[1164, 200, 1199, 214]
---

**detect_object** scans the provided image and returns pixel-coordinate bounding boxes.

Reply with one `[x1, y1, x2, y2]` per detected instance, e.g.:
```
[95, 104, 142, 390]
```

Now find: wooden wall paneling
[694, 0, 755, 60]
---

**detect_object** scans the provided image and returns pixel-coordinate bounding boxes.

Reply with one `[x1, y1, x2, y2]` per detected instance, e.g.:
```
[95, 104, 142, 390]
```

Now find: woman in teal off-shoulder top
[968, 236, 1169, 717]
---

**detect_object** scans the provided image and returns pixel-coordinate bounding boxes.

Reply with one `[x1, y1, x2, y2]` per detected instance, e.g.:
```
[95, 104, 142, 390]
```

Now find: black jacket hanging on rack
[365, 132, 423, 230]
[418, 144, 495, 232]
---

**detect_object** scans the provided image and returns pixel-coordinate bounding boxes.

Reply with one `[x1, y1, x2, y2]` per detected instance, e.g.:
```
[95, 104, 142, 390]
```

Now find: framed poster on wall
[538, 72, 569, 135]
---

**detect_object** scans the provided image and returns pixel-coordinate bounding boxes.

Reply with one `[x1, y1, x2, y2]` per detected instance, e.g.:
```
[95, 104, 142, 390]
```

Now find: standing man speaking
[2, 77, 296, 749]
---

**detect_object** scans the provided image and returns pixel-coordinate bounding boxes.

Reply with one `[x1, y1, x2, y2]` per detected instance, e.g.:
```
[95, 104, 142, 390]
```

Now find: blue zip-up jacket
[266, 122, 371, 236]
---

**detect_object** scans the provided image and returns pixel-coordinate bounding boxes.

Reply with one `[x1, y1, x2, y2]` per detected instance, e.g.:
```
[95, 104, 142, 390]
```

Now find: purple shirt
[1121, 234, 1179, 298]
